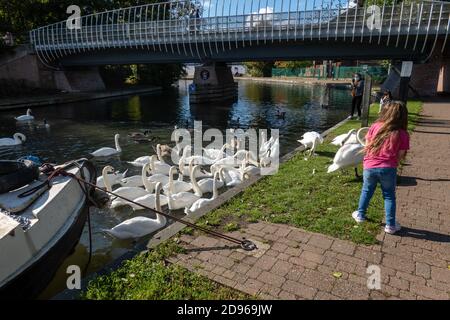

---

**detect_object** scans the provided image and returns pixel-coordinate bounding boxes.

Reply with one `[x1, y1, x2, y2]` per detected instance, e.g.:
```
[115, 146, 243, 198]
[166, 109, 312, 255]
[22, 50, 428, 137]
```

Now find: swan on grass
[104, 182, 167, 240]
[185, 171, 221, 214]
[97, 167, 128, 189]
[15, 109, 34, 122]
[91, 134, 122, 157]
[331, 129, 358, 146]
[167, 166, 201, 211]
[327, 128, 369, 178]
[297, 131, 324, 158]
[181, 145, 216, 166]
[202, 143, 230, 162]
[191, 165, 225, 194]
[243, 151, 261, 178]
[0, 133, 26, 147]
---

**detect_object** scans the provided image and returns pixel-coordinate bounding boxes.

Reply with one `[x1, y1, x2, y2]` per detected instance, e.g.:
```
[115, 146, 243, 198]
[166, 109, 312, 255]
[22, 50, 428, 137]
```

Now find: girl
[352, 101, 410, 234]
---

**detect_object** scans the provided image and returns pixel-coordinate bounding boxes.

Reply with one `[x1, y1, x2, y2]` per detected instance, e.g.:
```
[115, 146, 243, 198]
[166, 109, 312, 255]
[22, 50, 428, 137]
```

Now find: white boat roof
[0, 214, 19, 239]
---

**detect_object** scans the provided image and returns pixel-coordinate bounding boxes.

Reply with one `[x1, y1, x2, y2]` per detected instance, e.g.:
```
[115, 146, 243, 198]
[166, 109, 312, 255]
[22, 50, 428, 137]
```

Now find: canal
[0, 79, 351, 298]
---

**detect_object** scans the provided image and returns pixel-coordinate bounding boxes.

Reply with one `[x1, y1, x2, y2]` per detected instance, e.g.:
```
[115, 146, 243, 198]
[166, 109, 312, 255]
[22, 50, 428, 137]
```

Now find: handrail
[29, 0, 450, 66]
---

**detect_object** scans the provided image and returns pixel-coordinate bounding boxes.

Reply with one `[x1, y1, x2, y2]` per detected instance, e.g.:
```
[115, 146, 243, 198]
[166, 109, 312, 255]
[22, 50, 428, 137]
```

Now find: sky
[199, 0, 354, 17]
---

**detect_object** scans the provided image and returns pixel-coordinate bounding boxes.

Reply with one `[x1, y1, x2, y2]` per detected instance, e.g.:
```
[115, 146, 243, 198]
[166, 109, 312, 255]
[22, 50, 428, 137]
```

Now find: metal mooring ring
[241, 240, 258, 251]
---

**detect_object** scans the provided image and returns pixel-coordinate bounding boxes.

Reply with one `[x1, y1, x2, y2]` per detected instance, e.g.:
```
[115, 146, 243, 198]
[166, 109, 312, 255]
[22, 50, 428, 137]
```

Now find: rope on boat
[21, 162, 257, 252]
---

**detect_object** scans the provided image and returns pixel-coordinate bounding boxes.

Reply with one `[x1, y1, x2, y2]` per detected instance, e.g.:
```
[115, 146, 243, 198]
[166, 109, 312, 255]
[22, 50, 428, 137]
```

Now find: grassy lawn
[83, 240, 251, 300]
[195, 100, 423, 245]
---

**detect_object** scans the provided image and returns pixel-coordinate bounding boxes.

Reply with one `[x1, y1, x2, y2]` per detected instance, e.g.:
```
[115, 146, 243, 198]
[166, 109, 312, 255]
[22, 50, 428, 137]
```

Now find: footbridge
[29, 0, 450, 67]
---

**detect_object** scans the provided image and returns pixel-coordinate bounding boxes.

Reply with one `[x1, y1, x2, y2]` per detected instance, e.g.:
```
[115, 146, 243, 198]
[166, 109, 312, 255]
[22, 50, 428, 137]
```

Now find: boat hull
[0, 204, 88, 300]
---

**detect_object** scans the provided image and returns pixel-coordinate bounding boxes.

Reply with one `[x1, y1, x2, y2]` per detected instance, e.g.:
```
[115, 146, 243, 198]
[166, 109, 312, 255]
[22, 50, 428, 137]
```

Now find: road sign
[401, 61, 413, 78]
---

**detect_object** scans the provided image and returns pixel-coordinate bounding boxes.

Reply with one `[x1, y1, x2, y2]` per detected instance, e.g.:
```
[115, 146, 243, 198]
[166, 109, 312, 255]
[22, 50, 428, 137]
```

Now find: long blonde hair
[365, 101, 408, 155]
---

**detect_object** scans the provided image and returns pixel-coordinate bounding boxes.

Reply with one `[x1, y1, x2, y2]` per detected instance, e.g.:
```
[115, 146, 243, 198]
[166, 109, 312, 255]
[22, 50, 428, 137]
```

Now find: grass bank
[83, 100, 422, 298]
[194, 100, 422, 245]
[83, 240, 251, 300]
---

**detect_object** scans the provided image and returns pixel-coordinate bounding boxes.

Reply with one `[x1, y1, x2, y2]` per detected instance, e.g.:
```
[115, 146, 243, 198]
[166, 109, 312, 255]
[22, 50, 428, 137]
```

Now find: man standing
[350, 73, 364, 120]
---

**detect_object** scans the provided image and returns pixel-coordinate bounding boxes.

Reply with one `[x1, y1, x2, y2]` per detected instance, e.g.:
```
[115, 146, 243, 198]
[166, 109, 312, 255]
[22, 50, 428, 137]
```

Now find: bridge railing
[30, 0, 450, 65]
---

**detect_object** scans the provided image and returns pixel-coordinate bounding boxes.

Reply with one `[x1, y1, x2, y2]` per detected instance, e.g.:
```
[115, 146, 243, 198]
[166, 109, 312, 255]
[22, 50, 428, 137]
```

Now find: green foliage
[136, 64, 187, 88]
[83, 240, 250, 300]
[244, 61, 275, 77]
[275, 61, 314, 70]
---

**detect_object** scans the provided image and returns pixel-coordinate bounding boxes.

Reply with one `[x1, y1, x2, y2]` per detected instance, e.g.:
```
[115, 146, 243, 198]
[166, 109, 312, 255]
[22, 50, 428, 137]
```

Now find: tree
[244, 61, 275, 77]
[275, 61, 314, 70]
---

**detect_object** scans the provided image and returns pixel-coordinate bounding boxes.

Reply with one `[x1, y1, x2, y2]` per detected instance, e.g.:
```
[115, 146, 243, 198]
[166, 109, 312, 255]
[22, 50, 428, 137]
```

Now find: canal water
[0, 79, 351, 298]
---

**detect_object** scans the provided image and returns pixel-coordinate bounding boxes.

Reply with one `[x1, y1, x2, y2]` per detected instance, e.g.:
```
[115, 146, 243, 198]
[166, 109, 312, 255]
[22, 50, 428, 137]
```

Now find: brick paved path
[168, 101, 450, 300]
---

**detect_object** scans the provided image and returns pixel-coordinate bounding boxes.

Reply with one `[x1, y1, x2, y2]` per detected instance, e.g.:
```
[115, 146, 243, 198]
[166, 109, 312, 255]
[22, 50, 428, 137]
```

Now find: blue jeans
[357, 168, 397, 227]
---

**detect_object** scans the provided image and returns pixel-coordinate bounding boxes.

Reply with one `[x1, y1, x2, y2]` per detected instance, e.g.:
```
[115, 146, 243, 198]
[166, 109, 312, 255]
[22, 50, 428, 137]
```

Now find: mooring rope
[24, 163, 257, 252]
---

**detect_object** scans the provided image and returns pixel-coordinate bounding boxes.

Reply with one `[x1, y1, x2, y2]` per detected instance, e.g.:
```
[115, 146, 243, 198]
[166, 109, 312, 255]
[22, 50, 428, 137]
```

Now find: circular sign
[200, 70, 210, 81]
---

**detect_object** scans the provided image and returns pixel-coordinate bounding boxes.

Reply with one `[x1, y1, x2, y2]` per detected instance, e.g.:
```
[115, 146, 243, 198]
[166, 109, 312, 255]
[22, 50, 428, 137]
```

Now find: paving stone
[257, 255, 278, 271]
[258, 271, 286, 288]
[331, 240, 356, 255]
[271, 260, 294, 277]
[298, 269, 335, 292]
[307, 235, 334, 250]
[430, 266, 450, 284]
[282, 280, 317, 299]
[415, 262, 431, 279]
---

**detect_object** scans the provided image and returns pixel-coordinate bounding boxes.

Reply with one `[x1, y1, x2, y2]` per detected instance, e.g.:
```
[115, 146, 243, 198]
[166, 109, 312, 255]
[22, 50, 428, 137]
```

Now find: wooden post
[361, 74, 373, 127]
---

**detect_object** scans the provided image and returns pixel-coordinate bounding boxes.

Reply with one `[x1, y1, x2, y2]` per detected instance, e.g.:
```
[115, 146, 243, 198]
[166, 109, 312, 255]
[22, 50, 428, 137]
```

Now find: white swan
[298, 131, 324, 157]
[243, 152, 261, 178]
[331, 129, 358, 146]
[120, 165, 151, 188]
[97, 167, 128, 189]
[127, 155, 151, 167]
[162, 163, 193, 195]
[150, 154, 171, 175]
[259, 131, 276, 158]
[0, 133, 26, 147]
[129, 182, 168, 211]
[259, 138, 280, 168]
[103, 164, 153, 207]
[203, 143, 230, 162]
[15, 109, 34, 121]
[185, 171, 221, 214]
[91, 134, 122, 157]
[167, 167, 201, 211]
[221, 162, 245, 187]
[327, 128, 369, 177]
[104, 183, 167, 240]
[179, 156, 212, 179]
[181, 145, 216, 166]
[192, 165, 225, 194]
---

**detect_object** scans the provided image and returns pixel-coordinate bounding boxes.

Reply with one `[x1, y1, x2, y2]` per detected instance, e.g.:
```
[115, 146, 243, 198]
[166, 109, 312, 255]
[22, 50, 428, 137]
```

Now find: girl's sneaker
[352, 211, 366, 223]
[384, 223, 402, 234]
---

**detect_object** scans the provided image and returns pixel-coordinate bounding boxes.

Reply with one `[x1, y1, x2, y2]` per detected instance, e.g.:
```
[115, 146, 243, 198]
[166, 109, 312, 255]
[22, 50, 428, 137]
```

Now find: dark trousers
[351, 95, 363, 117]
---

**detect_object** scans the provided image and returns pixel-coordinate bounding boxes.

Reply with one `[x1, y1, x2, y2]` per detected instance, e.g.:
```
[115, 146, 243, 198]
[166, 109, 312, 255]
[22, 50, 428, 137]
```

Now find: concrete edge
[53, 117, 350, 300]
[0, 87, 162, 110]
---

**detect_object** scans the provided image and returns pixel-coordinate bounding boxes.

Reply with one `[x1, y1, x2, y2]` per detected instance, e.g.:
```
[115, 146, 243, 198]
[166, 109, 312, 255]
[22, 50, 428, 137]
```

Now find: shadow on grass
[315, 151, 337, 159]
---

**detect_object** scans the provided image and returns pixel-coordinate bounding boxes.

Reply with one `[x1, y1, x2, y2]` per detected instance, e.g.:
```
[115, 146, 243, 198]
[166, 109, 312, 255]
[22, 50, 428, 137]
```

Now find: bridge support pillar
[189, 62, 237, 104]
[0, 47, 105, 93]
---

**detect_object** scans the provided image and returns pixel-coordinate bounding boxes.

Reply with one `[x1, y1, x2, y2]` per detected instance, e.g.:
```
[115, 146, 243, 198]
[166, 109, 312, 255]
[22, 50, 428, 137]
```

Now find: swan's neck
[190, 167, 203, 197]
[155, 187, 161, 211]
[27, 110, 31, 116]
[142, 166, 154, 192]
[156, 145, 163, 162]
[168, 167, 174, 193]
[14, 134, 21, 143]
[212, 173, 219, 200]
[102, 169, 113, 192]
[115, 136, 122, 152]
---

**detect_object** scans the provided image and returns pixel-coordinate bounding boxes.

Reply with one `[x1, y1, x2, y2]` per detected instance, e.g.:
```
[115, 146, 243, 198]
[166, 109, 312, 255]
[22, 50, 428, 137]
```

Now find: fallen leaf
[448, 265, 450, 270]
[333, 272, 343, 279]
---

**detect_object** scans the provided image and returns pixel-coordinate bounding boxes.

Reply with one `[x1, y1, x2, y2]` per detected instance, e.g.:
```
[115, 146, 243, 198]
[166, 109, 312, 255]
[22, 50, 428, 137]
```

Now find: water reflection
[0, 79, 351, 298]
